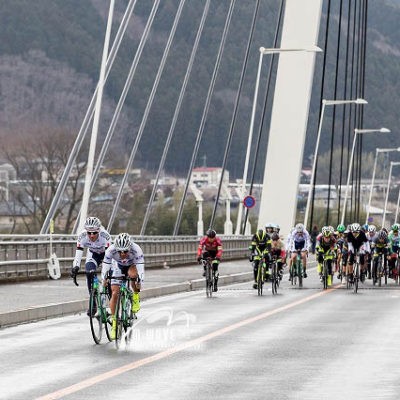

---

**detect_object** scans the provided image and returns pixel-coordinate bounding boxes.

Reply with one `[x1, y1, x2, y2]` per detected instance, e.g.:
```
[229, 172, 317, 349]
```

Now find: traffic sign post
[243, 195, 256, 209]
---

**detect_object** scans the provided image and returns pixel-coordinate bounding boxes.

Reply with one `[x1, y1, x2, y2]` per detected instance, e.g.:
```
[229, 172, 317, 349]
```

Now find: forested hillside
[0, 0, 399, 181]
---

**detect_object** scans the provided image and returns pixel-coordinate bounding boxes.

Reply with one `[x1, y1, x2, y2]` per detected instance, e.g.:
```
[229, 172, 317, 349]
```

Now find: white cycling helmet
[295, 223, 304, 233]
[368, 225, 376, 233]
[84, 216, 101, 231]
[114, 233, 132, 251]
[351, 223, 361, 233]
[265, 222, 274, 229]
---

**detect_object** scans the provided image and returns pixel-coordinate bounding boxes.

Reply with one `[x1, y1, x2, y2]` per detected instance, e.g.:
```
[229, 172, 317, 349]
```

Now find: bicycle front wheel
[114, 290, 124, 349]
[206, 264, 212, 298]
[257, 265, 263, 296]
[89, 290, 102, 345]
[297, 261, 303, 288]
[354, 264, 359, 294]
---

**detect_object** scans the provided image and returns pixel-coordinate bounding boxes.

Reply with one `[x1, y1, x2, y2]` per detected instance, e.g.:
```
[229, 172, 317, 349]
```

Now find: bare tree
[2, 126, 88, 233]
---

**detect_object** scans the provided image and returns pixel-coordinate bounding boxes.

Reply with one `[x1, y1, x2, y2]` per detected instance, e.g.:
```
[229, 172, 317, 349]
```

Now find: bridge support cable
[71, 0, 161, 234]
[40, 0, 139, 234]
[140, 0, 211, 236]
[357, 0, 368, 221]
[78, 0, 115, 233]
[107, 0, 185, 232]
[173, 0, 237, 236]
[208, 0, 263, 230]
[242, 0, 285, 235]
[326, 0, 344, 226]
[308, 0, 332, 232]
[355, 0, 362, 221]
[348, 0, 358, 222]
[337, 0, 353, 226]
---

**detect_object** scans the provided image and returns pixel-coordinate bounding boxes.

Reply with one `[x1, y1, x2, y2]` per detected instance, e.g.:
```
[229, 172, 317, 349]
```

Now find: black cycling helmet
[206, 229, 216, 238]
[271, 232, 280, 241]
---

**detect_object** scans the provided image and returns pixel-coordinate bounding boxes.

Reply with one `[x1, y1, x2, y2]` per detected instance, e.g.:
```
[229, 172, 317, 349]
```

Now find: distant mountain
[0, 0, 398, 180]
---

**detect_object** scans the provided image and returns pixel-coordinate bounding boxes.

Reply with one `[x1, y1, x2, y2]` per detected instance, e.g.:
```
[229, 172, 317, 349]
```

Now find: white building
[191, 167, 229, 187]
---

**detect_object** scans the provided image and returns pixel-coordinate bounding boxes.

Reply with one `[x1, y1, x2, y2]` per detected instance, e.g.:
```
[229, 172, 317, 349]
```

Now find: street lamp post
[304, 98, 367, 228]
[382, 161, 400, 228]
[235, 45, 322, 235]
[365, 147, 400, 224]
[341, 128, 391, 226]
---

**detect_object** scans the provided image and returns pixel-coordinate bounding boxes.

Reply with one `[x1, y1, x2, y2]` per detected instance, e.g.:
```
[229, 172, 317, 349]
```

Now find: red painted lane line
[36, 284, 341, 400]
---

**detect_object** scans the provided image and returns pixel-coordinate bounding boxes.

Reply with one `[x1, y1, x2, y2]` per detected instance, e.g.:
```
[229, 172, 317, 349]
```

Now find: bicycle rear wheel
[100, 292, 112, 342]
[257, 264, 263, 296]
[297, 261, 303, 288]
[89, 290, 102, 345]
[271, 263, 276, 295]
[206, 264, 212, 298]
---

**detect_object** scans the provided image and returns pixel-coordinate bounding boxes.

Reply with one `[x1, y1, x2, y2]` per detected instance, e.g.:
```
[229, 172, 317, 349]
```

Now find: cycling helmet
[328, 226, 335, 233]
[295, 223, 304, 233]
[271, 232, 280, 241]
[256, 229, 266, 241]
[206, 229, 216, 238]
[378, 230, 387, 239]
[337, 224, 345, 233]
[321, 226, 331, 237]
[368, 225, 376, 233]
[114, 233, 131, 251]
[84, 216, 101, 231]
[392, 224, 399, 232]
[362, 224, 369, 232]
[274, 224, 280, 232]
[351, 223, 361, 233]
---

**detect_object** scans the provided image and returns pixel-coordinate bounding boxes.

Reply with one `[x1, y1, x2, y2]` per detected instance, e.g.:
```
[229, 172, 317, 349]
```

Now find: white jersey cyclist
[287, 227, 311, 252]
[73, 228, 111, 267]
[71, 216, 111, 295]
[102, 233, 145, 340]
[102, 241, 145, 285]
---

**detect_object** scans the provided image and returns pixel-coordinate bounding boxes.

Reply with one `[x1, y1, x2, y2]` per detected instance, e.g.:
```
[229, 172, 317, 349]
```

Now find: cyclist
[249, 228, 271, 288]
[346, 223, 370, 283]
[388, 224, 400, 279]
[315, 226, 337, 287]
[270, 232, 285, 280]
[102, 233, 145, 340]
[197, 229, 223, 292]
[336, 224, 348, 279]
[265, 223, 275, 235]
[366, 225, 378, 279]
[287, 223, 311, 280]
[71, 217, 111, 312]
[372, 230, 389, 282]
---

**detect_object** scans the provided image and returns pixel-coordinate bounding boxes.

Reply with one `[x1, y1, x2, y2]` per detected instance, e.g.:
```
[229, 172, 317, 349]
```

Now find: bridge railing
[0, 235, 251, 281]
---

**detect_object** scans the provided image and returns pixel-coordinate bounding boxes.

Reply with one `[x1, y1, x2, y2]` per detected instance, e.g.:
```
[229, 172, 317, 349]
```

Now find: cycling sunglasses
[87, 231, 99, 235]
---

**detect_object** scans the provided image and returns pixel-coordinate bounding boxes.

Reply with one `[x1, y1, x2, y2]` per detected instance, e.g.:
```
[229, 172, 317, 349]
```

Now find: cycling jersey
[102, 243, 145, 284]
[287, 230, 311, 252]
[388, 232, 400, 253]
[73, 227, 111, 268]
[347, 231, 370, 253]
[372, 237, 389, 252]
[316, 234, 337, 253]
[197, 236, 223, 259]
[250, 230, 271, 255]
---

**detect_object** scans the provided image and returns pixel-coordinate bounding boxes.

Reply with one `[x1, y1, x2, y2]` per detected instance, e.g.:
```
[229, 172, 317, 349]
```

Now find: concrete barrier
[0, 272, 252, 328]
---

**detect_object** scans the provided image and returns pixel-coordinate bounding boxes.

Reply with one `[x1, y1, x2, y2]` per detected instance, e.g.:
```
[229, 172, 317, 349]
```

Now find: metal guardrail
[0, 235, 251, 280]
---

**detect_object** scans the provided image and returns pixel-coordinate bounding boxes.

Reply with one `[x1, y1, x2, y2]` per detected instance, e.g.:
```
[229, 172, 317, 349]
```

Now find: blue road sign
[243, 195, 256, 209]
[368, 217, 373, 223]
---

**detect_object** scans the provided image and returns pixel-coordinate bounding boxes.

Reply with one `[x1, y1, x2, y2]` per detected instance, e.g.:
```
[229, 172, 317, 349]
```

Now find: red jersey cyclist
[197, 229, 223, 292]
